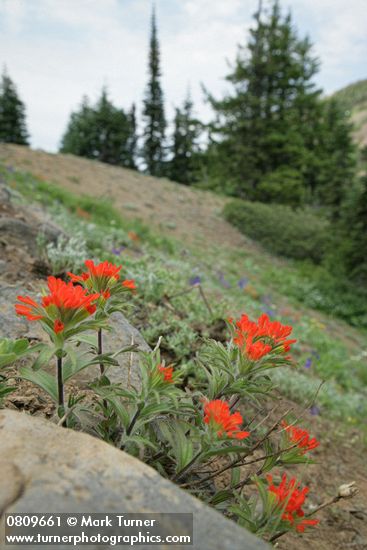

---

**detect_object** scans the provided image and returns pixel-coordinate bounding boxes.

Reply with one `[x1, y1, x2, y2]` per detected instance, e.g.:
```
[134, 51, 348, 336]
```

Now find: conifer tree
[339, 175, 367, 285]
[0, 69, 29, 145]
[60, 95, 95, 157]
[126, 103, 138, 170]
[60, 89, 132, 167]
[169, 92, 201, 184]
[142, 7, 166, 176]
[206, 1, 320, 204]
[303, 98, 357, 221]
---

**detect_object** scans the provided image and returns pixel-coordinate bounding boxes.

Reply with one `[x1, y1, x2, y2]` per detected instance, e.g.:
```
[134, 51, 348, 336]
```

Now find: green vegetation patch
[223, 199, 330, 263]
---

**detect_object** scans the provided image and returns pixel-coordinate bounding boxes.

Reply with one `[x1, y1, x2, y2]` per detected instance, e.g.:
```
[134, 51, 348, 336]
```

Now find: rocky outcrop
[0, 410, 268, 550]
[0, 175, 63, 283]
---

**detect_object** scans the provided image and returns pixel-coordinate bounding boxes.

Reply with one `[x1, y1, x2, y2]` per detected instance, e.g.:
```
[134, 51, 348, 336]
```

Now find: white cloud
[0, 0, 365, 151]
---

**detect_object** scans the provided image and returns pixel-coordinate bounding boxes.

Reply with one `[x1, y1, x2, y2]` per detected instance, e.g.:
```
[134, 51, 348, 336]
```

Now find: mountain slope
[0, 143, 246, 252]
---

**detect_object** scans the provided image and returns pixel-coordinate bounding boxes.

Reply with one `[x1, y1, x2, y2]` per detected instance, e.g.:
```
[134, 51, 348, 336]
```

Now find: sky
[0, 0, 366, 152]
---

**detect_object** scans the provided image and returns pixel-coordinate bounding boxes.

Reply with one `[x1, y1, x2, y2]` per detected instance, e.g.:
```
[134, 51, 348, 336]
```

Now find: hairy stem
[98, 328, 105, 376]
[57, 355, 66, 427]
[126, 403, 144, 436]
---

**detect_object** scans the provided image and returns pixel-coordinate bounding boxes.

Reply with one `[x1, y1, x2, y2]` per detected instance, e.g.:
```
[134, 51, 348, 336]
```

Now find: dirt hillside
[0, 144, 249, 251]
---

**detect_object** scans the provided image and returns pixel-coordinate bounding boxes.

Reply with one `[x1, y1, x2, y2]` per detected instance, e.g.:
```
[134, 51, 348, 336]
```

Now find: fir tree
[0, 69, 29, 145]
[339, 175, 367, 285]
[169, 92, 201, 184]
[60, 95, 95, 157]
[126, 103, 138, 169]
[60, 89, 133, 168]
[206, 0, 321, 204]
[142, 7, 166, 176]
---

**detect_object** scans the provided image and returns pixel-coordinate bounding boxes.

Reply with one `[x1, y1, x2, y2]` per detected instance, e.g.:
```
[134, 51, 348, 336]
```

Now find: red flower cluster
[122, 279, 136, 291]
[204, 400, 250, 440]
[267, 474, 319, 532]
[15, 276, 99, 335]
[245, 339, 272, 361]
[68, 260, 135, 295]
[42, 277, 99, 314]
[282, 421, 319, 453]
[157, 364, 174, 383]
[233, 313, 296, 360]
[68, 260, 121, 283]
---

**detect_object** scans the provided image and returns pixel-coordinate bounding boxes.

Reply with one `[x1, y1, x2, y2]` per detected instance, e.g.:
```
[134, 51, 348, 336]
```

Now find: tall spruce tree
[0, 69, 29, 145]
[142, 7, 166, 176]
[126, 103, 138, 169]
[169, 92, 201, 184]
[206, 0, 321, 204]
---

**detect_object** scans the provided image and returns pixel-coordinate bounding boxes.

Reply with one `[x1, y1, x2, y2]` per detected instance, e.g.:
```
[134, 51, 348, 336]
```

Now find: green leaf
[210, 490, 234, 506]
[12, 339, 29, 354]
[32, 345, 55, 371]
[19, 366, 58, 402]
[71, 334, 98, 349]
[0, 385, 16, 398]
[0, 353, 17, 368]
[231, 466, 241, 487]
[204, 445, 248, 458]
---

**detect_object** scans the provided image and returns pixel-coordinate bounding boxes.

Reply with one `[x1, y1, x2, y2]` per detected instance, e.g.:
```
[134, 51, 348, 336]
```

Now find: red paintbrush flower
[282, 421, 319, 453]
[15, 296, 43, 321]
[68, 260, 121, 286]
[204, 400, 250, 440]
[122, 279, 136, 291]
[68, 260, 135, 300]
[245, 336, 272, 361]
[232, 312, 296, 360]
[256, 314, 297, 352]
[42, 277, 99, 311]
[267, 473, 319, 532]
[157, 364, 174, 383]
[54, 319, 65, 334]
[15, 276, 99, 337]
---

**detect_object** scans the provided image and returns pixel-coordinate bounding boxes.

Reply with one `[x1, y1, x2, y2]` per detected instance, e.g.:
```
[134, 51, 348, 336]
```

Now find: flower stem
[172, 450, 203, 482]
[126, 403, 144, 436]
[98, 328, 105, 376]
[57, 355, 66, 427]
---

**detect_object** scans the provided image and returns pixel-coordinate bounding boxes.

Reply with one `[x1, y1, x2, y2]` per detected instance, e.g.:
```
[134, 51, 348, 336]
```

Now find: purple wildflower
[189, 275, 201, 286]
[304, 358, 312, 369]
[237, 277, 249, 290]
[111, 245, 126, 256]
[309, 405, 320, 416]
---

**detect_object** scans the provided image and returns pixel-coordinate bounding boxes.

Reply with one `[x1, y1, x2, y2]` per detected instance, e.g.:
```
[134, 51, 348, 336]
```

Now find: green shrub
[223, 199, 330, 262]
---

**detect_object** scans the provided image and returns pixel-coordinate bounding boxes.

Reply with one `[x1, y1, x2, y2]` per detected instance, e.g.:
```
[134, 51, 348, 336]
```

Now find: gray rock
[0, 215, 62, 255]
[0, 410, 268, 550]
[0, 218, 39, 255]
